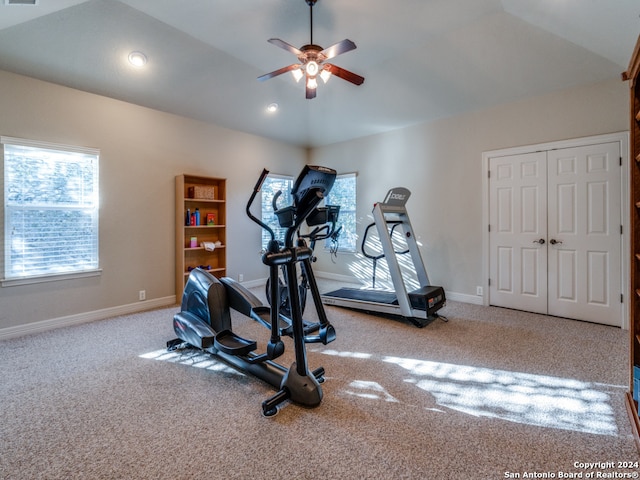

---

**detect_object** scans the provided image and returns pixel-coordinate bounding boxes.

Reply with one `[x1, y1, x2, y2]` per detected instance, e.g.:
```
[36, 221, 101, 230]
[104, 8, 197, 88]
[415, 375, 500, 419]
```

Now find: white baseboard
[445, 291, 483, 305]
[0, 295, 177, 341]
[314, 271, 484, 305]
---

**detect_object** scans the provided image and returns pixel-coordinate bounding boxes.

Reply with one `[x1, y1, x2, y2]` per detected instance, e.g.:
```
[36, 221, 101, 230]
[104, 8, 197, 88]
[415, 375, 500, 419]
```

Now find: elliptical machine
[168, 165, 338, 416]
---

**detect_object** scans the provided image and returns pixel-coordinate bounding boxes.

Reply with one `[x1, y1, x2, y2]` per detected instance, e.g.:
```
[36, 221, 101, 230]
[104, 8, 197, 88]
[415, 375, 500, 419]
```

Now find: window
[324, 172, 357, 252]
[260, 174, 293, 250]
[2, 137, 100, 285]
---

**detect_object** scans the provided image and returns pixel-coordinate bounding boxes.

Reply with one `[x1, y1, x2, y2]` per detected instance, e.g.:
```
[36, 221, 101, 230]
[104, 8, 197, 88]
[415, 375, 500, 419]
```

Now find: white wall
[0, 69, 629, 334]
[0, 70, 306, 332]
[311, 78, 629, 300]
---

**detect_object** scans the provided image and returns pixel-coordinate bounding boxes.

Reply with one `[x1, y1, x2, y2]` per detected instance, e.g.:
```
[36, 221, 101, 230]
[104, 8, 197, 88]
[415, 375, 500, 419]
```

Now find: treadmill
[321, 187, 446, 327]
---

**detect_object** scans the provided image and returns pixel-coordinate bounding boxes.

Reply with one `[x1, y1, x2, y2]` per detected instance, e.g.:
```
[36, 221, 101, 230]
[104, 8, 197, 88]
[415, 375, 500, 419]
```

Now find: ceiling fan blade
[306, 85, 317, 99]
[319, 39, 357, 60]
[258, 64, 301, 82]
[324, 64, 365, 86]
[268, 38, 303, 56]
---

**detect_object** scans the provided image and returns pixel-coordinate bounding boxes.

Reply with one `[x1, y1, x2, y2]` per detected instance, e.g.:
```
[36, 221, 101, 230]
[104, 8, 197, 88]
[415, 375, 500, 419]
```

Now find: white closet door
[488, 142, 622, 326]
[547, 143, 621, 326]
[489, 151, 548, 314]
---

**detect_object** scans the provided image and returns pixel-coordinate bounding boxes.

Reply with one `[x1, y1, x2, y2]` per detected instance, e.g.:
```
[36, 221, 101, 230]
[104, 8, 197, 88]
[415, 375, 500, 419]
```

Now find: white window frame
[2, 136, 101, 286]
[324, 172, 357, 253]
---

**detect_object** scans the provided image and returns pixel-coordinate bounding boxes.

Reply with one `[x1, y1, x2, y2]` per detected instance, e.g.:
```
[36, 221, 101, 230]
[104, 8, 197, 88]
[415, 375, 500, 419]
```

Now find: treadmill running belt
[323, 288, 398, 305]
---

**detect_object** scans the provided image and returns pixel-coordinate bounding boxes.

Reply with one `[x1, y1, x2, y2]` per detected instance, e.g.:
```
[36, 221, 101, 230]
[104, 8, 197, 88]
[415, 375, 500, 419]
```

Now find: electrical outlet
[238, 274, 244, 282]
[139, 290, 146, 301]
[476, 286, 483, 296]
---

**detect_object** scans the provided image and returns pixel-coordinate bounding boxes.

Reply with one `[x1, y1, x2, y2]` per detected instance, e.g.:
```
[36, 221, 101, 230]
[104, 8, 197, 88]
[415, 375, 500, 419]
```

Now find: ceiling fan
[258, 0, 364, 99]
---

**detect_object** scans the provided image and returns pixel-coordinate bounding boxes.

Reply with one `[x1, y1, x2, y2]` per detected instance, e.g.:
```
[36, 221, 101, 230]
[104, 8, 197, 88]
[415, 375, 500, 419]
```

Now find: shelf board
[184, 198, 225, 203]
[184, 225, 226, 229]
[184, 245, 226, 251]
[183, 267, 225, 277]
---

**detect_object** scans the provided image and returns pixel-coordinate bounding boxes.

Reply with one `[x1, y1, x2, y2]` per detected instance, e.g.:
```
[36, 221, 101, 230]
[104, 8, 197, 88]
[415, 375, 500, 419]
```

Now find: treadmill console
[381, 187, 411, 207]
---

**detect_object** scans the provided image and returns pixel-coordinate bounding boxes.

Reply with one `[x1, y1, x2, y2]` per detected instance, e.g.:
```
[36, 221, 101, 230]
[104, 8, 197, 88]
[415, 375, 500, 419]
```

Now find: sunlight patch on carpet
[384, 356, 619, 436]
[345, 380, 399, 402]
[313, 347, 621, 436]
[140, 348, 243, 376]
[320, 349, 372, 359]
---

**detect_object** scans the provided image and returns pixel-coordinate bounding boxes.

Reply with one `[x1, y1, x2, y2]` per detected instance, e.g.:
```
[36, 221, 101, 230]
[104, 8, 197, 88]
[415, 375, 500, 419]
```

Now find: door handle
[533, 238, 545, 245]
[550, 239, 563, 245]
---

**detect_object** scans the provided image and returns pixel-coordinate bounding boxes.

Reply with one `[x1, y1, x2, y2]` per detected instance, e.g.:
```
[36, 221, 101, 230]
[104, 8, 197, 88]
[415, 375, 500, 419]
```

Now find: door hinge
[621, 293, 624, 303]
[621, 225, 623, 235]
[620, 156, 623, 166]
[488, 278, 491, 286]
[488, 224, 491, 232]
[488, 170, 491, 178]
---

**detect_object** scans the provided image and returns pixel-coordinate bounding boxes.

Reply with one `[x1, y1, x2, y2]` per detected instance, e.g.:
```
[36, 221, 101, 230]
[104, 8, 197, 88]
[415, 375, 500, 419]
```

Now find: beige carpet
[1, 286, 638, 479]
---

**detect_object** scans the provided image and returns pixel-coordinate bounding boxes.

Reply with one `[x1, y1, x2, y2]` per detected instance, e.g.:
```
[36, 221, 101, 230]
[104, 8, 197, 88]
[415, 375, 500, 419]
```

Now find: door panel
[556, 249, 576, 301]
[521, 247, 540, 296]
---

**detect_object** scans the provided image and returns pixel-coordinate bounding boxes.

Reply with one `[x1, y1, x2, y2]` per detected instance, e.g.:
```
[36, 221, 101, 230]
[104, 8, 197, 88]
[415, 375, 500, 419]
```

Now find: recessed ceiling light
[128, 51, 147, 67]
[266, 103, 278, 113]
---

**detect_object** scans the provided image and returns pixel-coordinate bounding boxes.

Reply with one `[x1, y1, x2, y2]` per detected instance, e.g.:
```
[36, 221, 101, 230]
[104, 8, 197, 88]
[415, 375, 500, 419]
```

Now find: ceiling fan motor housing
[299, 45, 325, 64]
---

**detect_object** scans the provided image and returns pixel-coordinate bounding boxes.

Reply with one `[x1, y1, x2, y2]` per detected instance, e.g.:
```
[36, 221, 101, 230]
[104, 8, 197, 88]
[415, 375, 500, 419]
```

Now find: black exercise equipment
[322, 187, 446, 327]
[168, 165, 338, 416]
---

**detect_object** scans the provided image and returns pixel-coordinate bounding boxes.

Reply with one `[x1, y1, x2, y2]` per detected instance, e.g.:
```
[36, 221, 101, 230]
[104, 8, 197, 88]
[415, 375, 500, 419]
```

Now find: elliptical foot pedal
[166, 338, 185, 351]
[214, 330, 257, 356]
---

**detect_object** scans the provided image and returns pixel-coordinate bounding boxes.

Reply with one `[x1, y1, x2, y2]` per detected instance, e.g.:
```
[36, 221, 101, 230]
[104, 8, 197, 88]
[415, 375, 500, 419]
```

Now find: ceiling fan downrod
[306, 0, 317, 45]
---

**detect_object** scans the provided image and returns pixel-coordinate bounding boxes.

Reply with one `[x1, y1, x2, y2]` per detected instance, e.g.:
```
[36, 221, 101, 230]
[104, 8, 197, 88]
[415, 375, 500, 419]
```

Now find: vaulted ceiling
[0, 0, 637, 147]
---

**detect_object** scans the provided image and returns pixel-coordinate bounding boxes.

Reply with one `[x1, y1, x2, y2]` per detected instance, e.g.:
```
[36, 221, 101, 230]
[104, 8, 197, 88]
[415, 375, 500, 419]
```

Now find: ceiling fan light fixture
[320, 68, 331, 84]
[291, 68, 304, 82]
[306, 60, 319, 76]
[306, 76, 318, 90]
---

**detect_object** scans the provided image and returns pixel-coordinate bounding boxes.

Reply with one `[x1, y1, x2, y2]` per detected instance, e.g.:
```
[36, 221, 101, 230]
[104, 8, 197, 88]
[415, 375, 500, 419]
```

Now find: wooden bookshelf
[175, 174, 226, 302]
[625, 33, 640, 453]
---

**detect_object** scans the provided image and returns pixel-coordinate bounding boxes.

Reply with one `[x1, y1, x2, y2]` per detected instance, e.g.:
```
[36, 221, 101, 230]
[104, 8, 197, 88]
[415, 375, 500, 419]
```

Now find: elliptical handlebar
[246, 168, 275, 242]
[300, 219, 342, 251]
[272, 190, 283, 213]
